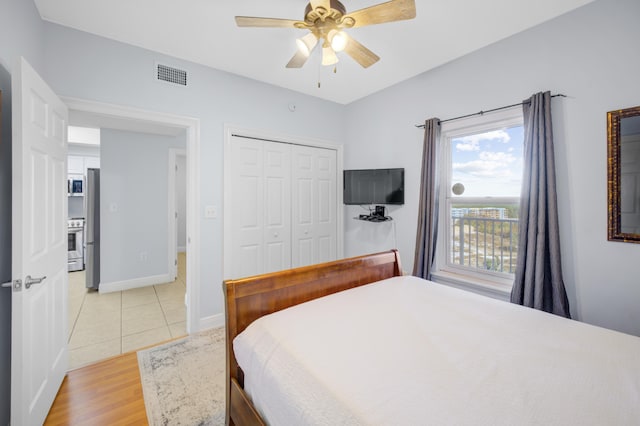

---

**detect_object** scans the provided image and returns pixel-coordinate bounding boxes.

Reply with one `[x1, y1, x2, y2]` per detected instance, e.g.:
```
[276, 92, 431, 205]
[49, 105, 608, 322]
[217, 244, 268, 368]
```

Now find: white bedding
[233, 276, 640, 425]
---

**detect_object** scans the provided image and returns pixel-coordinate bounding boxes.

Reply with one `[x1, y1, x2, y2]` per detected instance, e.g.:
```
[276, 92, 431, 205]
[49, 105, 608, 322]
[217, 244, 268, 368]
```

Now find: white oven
[68, 218, 84, 272]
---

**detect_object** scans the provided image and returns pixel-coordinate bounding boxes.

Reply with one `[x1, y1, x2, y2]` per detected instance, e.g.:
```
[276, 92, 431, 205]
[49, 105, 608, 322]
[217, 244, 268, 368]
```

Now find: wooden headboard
[223, 250, 403, 425]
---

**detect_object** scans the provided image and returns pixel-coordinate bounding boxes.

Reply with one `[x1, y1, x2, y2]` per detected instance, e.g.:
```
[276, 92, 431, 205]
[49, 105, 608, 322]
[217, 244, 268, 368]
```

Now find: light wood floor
[44, 351, 148, 425]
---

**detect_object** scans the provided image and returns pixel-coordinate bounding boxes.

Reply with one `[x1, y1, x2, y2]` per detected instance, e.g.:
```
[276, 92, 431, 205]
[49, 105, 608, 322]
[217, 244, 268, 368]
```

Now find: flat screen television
[343, 168, 404, 205]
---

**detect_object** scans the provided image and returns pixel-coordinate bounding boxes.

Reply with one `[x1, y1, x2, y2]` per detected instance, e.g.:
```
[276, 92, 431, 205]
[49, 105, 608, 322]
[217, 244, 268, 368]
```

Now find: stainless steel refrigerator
[85, 168, 100, 289]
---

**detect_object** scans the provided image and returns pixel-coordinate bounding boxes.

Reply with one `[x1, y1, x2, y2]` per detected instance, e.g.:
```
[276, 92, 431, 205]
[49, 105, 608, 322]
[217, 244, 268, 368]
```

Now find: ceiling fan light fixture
[296, 32, 318, 57]
[322, 46, 339, 66]
[236, 0, 416, 69]
[328, 30, 348, 52]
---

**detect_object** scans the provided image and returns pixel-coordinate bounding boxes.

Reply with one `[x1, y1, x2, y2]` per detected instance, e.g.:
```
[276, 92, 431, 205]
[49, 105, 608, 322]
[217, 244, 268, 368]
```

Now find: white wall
[344, 0, 640, 336]
[100, 128, 186, 284]
[0, 0, 46, 421]
[41, 22, 346, 324]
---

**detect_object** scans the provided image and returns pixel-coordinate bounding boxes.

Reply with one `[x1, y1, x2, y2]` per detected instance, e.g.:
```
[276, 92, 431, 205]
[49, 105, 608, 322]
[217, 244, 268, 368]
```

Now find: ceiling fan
[235, 0, 416, 69]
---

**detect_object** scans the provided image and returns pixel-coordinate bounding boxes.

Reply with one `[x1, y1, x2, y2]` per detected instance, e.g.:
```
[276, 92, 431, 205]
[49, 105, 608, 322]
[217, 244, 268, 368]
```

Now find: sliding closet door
[228, 136, 291, 279]
[291, 145, 338, 267]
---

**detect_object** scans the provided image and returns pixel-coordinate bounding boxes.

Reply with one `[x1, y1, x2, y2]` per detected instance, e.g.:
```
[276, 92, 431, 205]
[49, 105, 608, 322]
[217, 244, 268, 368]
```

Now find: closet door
[228, 136, 291, 279]
[263, 142, 292, 272]
[291, 145, 337, 267]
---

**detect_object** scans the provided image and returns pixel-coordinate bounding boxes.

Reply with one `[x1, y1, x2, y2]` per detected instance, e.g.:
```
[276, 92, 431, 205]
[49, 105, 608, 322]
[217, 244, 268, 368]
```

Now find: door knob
[25, 275, 46, 290]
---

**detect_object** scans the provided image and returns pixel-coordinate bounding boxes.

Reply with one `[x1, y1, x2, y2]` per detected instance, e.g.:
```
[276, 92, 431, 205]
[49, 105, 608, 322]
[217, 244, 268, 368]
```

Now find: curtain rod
[414, 94, 567, 129]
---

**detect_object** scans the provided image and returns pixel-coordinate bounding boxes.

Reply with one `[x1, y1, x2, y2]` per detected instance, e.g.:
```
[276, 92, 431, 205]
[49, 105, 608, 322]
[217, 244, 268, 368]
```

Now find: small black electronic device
[374, 205, 386, 218]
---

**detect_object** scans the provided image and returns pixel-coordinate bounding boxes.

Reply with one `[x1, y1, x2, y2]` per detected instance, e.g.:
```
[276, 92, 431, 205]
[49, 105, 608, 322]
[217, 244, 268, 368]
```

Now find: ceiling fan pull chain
[318, 60, 322, 88]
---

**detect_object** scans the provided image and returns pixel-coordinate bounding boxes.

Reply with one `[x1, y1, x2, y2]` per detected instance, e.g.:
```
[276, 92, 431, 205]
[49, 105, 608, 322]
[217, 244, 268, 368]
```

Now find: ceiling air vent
[156, 63, 187, 86]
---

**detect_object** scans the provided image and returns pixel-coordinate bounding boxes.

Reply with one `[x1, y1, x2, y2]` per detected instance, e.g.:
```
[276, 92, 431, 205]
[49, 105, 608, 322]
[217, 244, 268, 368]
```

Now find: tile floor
[67, 253, 187, 370]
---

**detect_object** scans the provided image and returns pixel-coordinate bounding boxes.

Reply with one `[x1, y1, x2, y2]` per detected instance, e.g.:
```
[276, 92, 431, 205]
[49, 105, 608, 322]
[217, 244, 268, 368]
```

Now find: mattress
[233, 276, 640, 425]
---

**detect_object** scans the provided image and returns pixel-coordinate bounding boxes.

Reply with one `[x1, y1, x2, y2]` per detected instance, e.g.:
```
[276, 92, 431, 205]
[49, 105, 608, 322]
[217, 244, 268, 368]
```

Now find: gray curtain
[413, 118, 440, 280]
[511, 91, 571, 318]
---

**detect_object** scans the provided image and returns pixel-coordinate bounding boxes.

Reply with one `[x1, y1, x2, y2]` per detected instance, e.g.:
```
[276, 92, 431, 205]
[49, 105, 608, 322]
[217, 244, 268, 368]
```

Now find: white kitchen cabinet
[68, 155, 100, 176]
[68, 156, 84, 174]
[84, 156, 100, 171]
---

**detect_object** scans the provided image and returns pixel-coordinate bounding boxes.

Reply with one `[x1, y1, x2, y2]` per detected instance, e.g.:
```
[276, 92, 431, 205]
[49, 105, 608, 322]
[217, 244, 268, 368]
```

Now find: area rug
[137, 327, 226, 426]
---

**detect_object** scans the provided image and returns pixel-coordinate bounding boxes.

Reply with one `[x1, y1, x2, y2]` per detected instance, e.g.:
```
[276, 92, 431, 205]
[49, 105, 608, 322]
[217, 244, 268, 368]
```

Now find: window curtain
[511, 91, 571, 318]
[413, 118, 440, 280]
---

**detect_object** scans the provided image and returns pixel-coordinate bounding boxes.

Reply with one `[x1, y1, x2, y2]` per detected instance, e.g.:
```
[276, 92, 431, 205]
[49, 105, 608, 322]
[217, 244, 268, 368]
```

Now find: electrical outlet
[205, 205, 217, 219]
[140, 251, 148, 262]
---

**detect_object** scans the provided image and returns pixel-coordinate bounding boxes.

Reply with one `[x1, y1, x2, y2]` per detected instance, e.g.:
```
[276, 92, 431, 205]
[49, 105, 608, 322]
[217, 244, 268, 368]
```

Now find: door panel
[298, 238, 313, 266]
[231, 140, 263, 279]
[292, 145, 337, 268]
[229, 137, 291, 278]
[264, 141, 291, 274]
[12, 57, 69, 425]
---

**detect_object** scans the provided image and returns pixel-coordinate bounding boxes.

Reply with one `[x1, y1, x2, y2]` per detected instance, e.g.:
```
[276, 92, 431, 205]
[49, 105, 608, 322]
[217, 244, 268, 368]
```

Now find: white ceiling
[35, 0, 594, 105]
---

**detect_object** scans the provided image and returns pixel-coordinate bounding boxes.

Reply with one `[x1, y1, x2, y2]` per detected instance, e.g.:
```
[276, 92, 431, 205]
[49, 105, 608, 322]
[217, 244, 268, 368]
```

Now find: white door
[228, 136, 291, 278]
[292, 145, 337, 267]
[11, 57, 69, 425]
[263, 141, 292, 273]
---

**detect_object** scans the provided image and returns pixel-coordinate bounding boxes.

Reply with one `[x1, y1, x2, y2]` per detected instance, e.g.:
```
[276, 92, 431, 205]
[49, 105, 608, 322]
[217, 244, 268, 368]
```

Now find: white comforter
[234, 276, 640, 425]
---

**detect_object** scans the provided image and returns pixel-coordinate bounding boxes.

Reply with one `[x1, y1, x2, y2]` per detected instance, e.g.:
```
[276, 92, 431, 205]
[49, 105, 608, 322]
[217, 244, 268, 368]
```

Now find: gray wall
[0, 0, 45, 423]
[42, 22, 347, 323]
[100, 129, 185, 284]
[344, 0, 640, 336]
[176, 154, 187, 250]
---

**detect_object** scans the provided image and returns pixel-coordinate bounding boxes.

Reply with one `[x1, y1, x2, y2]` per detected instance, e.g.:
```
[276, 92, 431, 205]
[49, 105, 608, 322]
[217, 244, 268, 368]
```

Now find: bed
[224, 250, 640, 425]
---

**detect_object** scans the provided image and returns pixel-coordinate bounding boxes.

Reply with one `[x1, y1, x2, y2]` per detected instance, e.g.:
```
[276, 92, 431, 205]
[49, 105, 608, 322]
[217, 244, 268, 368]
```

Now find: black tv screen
[343, 168, 404, 205]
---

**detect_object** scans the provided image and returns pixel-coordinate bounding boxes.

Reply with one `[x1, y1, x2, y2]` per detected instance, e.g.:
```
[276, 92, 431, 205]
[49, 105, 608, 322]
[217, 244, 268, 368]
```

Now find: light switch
[204, 205, 217, 218]
[109, 203, 118, 212]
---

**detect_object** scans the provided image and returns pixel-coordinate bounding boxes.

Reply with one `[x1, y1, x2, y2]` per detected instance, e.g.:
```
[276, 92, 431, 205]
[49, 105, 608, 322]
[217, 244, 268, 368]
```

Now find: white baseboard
[99, 273, 172, 293]
[199, 313, 225, 331]
[177, 246, 186, 253]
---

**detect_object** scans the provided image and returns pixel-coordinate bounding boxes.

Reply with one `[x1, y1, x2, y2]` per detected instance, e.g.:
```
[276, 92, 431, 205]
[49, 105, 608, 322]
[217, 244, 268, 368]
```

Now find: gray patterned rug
[137, 327, 226, 426]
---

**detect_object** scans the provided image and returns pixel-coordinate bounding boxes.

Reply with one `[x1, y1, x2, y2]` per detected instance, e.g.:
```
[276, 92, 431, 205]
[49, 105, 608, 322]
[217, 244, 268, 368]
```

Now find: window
[435, 109, 524, 287]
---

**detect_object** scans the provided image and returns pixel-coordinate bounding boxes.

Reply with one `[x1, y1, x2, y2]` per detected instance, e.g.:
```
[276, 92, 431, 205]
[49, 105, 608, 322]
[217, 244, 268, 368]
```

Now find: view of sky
[451, 125, 524, 197]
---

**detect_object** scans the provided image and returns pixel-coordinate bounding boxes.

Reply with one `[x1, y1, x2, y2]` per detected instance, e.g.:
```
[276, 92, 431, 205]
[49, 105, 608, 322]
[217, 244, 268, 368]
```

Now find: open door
[11, 57, 68, 424]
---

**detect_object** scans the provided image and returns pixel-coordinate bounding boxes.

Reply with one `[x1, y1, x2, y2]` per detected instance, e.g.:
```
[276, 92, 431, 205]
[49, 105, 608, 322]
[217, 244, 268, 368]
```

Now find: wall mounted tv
[343, 168, 404, 205]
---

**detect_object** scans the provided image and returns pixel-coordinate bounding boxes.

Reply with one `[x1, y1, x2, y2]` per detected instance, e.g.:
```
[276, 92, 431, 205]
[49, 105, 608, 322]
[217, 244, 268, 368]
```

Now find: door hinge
[175, 259, 178, 266]
[1, 279, 22, 292]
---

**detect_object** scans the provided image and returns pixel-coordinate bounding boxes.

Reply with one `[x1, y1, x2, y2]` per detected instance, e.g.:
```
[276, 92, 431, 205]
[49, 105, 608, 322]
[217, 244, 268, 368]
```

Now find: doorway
[63, 98, 200, 369]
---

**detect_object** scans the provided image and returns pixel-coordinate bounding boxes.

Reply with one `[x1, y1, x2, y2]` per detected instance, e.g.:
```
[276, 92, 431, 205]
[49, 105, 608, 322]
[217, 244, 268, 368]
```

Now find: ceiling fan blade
[235, 16, 301, 28]
[286, 50, 311, 68]
[342, 0, 416, 28]
[309, 0, 331, 11]
[343, 34, 380, 68]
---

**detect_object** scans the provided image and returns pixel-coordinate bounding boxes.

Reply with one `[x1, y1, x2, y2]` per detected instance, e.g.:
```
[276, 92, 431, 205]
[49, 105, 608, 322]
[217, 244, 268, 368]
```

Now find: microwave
[68, 175, 84, 196]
